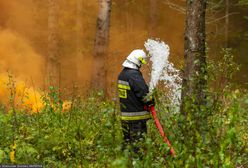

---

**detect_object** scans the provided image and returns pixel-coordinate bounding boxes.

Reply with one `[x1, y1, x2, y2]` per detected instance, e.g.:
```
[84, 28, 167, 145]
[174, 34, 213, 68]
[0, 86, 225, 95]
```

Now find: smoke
[0, 72, 44, 113]
[0, 29, 46, 111]
[0, 29, 45, 84]
[0, 1, 82, 111]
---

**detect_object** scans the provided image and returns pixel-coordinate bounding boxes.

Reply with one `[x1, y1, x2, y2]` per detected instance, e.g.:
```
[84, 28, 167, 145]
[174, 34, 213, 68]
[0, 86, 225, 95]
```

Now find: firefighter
[118, 49, 154, 155]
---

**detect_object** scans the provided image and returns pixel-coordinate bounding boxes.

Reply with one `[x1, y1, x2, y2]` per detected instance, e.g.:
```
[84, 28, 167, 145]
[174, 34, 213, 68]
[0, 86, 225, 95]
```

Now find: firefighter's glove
[143, 93, 155, 107]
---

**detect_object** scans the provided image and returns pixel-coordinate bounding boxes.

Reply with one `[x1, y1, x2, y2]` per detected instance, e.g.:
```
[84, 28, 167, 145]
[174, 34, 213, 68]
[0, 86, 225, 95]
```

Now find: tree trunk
[76, 0, 84, 80]
[91, 0, 112, 92]
[181, 0, 207, 116]
[149, 0, 158, 38]
[47, 0, 60, 87]
[225, 0, 229, 48]
[180, 1, 207, 163]
[0, 2, 7, 29]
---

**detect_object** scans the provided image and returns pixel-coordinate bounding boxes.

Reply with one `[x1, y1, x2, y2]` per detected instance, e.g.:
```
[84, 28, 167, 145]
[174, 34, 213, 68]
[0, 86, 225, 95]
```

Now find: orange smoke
[0, 73, 72, 113]
[0, 29, 45, 86]
[0, 73, 43, 112]
[0, 29, 72, 112]
[0, 29, 47, 112]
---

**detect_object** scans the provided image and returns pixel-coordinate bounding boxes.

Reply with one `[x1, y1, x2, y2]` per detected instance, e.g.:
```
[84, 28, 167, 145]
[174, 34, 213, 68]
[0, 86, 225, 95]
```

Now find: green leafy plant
[0, 49, 247, 167]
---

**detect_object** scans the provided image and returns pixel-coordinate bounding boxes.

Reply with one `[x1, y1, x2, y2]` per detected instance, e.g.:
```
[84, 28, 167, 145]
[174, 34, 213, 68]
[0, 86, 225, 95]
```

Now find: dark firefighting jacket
[118, 68, 151, 121]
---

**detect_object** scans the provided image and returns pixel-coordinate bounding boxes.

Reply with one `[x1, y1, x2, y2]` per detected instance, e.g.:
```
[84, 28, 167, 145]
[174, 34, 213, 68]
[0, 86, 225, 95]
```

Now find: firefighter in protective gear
[118, 49, 154, 154]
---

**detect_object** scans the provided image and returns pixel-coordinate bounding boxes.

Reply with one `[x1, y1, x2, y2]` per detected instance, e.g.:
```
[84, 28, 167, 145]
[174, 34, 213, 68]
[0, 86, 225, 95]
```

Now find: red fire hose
[150, 106, 176, 157]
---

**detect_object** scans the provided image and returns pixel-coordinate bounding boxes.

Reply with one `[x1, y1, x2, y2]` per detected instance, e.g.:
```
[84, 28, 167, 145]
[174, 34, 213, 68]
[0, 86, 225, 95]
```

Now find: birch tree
[225, 0, 229, 48]
[181, 0, 207, 116]
[149, 0, 158, 38]
[0, 2, 6, 28]
[179, 1, 208, 163]
[76, 0, 84, 80]
[47, 0, 60, 87]
[91, 0, 112, 92]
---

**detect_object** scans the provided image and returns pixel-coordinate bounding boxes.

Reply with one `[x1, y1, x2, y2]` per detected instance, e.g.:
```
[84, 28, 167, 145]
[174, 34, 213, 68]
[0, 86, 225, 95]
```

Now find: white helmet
[122, 49, 148, 69]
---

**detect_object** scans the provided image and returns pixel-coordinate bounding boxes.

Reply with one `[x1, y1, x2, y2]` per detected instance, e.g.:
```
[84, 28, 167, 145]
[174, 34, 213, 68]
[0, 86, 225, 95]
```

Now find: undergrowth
[0, 88, 247, 168]
[0, 49, 247, 167]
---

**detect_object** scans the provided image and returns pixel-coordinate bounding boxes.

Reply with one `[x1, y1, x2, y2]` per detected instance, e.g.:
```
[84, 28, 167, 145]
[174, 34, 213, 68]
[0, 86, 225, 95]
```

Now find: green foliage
[239, 0, 248, 5]
[0, 93, 123, 167]
[153, 48, 247, 167]
[0, 49, 247, 167]
[238, 0, 248, 24]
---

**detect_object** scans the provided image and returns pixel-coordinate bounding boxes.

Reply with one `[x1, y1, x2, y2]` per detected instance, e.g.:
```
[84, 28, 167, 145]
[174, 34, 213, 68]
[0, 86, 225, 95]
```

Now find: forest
[0, 0, 247, 167]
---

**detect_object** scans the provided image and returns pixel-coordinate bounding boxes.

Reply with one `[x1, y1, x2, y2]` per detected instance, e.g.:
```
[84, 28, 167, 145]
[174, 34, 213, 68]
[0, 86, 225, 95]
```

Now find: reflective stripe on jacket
[118, 68, 150, 121]
[121, 111, 151, 121]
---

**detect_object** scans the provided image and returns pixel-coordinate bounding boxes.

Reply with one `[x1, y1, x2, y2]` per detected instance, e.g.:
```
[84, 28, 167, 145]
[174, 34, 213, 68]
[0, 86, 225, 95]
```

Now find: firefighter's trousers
[121, 119, 147, 154]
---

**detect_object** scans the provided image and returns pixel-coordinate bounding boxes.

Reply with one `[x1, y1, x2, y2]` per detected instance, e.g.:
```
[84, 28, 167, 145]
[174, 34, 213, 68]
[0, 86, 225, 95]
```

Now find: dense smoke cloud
[0, 29, 45, 111]
[0, 29, 45, 85]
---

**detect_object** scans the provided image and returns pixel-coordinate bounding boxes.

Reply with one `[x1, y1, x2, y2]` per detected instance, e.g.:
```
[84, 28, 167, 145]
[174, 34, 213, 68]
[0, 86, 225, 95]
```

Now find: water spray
[145, 39, 182, 108]
[144, 39, 182, 157]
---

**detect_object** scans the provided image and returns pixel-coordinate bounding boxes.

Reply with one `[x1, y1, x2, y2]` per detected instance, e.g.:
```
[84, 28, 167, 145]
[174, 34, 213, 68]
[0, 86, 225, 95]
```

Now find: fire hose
[150, 105, 176, 157]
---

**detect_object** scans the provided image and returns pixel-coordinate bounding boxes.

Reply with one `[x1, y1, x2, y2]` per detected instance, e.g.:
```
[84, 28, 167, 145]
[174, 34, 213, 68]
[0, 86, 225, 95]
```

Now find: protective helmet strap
[138, 56, 147, 65]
